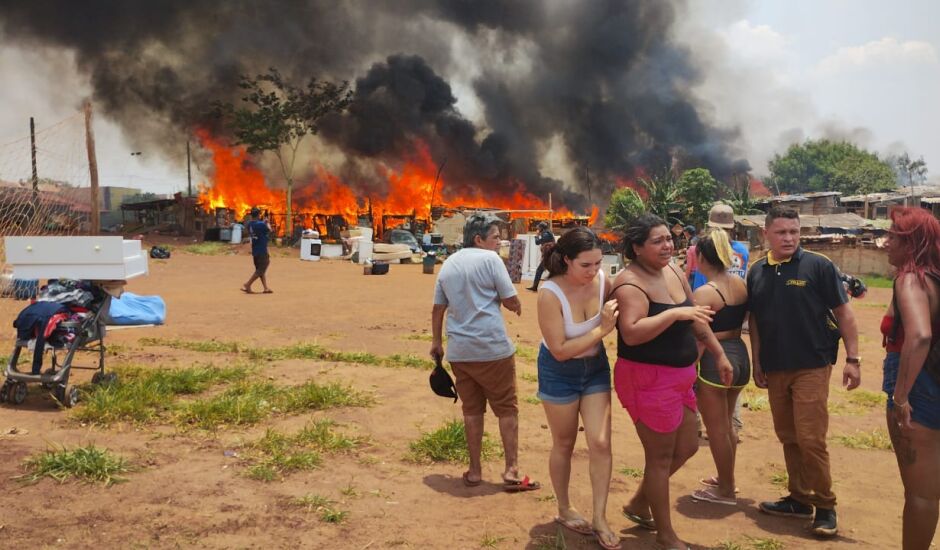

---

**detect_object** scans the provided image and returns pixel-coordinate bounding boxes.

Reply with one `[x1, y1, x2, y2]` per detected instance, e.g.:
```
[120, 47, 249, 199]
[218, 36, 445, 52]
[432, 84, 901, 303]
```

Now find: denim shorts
[537, 344, 611, 404]
[883, 351, 940, 430]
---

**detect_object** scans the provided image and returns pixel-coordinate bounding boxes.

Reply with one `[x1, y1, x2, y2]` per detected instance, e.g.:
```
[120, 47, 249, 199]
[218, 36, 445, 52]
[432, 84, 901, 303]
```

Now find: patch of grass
[73, 363, 250, 425]
[176, 381, 371, 430]
[289, 494, 349, 523]
[403, 333, 444, 342]
[319, 506, 349, 524]
[520, 372, 538, 383]
[523, 396, 541, 405]
[385, 354, 435, 369]
[181, 242, 233, 255]
[407, 419, 502, 463]
[861, 275, 893, 289]
[769, 469, 789, 488]
[619, 466, 644, 479]
[175, 381, 281, 429]
[836, 429, 893, 450]
[340, 483, 359, 498]
[515, 345, 538, 361]
[741, 385, 769, 412]
[827, 400, 854, 415]
[535, 493, 557, 503]
[846, 388, 887, 408]
[715, 542, 744, 550]
[20, 444, 133, 486]
[140, 337, 436, 369]
[244, 420, 363, 481]
[480, 533, 505, 548]
[138, 337, 241, 353]
[744, 536, 785, 550]
[290, 493, 332, 511]
[278, 381, 374, 413]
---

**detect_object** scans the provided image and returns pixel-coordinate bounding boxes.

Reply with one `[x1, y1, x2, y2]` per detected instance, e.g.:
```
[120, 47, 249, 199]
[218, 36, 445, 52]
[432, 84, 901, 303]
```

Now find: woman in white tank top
[535, 227, 620, 549]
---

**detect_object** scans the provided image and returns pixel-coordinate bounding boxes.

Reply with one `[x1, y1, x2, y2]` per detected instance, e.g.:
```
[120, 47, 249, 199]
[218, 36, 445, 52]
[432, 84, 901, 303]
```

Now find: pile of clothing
[12, 279, 104, 374]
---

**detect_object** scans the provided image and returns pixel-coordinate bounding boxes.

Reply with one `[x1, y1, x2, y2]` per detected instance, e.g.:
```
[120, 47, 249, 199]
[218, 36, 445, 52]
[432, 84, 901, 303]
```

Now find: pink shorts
[614, 358, 697, 433]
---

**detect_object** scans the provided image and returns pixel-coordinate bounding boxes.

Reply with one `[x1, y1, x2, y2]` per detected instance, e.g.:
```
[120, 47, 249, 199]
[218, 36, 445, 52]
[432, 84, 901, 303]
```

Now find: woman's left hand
[717, 355, 734, 387]
[894, 399, 914, 430]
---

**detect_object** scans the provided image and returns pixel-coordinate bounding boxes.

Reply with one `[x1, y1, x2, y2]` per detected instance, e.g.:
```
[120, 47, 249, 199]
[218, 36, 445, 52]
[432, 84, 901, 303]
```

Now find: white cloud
[719, 20, 792, 64]
[816, 37, 939, 75]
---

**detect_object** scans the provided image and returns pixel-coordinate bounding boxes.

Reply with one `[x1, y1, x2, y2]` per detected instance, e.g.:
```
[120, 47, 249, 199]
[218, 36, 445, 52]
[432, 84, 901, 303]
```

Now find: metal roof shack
[840, 186, 940, 219]
[755, 191, 843, 215]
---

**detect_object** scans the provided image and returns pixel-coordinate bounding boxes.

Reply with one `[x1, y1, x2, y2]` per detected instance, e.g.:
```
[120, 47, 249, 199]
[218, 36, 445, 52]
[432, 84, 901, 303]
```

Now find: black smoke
[0, 0, 746, 210]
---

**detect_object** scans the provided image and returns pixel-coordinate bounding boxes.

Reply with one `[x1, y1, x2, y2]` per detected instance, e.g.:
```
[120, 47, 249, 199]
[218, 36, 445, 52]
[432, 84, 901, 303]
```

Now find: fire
[196, 131, 597, 233]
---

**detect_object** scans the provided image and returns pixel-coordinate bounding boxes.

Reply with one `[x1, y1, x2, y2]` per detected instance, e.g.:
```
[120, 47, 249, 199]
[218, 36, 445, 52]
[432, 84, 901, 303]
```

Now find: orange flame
[196, 131, 596, 232]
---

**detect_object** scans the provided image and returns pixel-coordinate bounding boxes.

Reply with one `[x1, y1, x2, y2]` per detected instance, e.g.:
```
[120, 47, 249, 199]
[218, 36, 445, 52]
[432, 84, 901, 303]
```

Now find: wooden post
[187, 139, 192, 197]
[30, 117, 38, 194]
[83, 101, 100, 235]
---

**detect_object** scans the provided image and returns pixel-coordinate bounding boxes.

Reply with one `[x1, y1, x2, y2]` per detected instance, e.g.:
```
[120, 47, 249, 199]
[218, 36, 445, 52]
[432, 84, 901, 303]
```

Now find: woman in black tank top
[610, 215, 734, 550]
[690, 229, 750, 506]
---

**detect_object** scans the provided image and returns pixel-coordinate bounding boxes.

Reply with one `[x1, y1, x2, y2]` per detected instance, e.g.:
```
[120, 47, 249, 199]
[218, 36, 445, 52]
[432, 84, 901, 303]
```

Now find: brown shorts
[253, 253, 270, 276]
[450, 355, 518, 417]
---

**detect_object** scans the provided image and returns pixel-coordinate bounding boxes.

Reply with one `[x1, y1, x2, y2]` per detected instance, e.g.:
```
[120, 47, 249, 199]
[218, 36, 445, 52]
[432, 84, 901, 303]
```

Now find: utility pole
[83, 100, 100, 235]
[186, 139, 192, 197]
[29, 117, 38, 195]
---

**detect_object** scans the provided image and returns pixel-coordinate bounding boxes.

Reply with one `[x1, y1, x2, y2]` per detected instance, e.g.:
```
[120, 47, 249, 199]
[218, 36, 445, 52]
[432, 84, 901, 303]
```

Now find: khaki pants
[766, 366, 837, 509]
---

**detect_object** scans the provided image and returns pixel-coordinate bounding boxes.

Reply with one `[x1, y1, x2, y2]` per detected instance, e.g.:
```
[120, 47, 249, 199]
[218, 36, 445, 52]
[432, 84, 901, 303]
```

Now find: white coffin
[4, 236, 148, 280]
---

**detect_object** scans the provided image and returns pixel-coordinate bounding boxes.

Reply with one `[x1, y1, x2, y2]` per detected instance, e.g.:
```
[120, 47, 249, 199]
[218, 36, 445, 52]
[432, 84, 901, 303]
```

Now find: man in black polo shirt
[748, 206, 860, 537]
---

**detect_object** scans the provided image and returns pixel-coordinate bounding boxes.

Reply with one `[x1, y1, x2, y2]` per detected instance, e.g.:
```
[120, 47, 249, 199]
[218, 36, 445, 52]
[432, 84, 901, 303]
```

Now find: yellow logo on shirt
[786, 279, 807, 287]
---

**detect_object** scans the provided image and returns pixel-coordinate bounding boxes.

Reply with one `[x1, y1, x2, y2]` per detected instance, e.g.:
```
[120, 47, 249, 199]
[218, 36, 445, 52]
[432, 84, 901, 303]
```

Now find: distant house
[755, 191, 843, 215]
[840, 186, 940, 219]
[733, 212, 890, 277]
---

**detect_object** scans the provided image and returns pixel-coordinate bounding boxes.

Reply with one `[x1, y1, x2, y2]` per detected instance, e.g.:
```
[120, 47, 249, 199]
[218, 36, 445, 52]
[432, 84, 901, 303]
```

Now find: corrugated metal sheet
[734, 212, 872, 229]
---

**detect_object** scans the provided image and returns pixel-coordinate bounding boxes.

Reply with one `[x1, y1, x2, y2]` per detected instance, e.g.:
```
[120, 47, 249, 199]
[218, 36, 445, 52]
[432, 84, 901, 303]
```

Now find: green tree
[767, 139, 895, 195]
[638, 170, 684, 223]
[677, 168, 718, 228]
[604, 187, 645, 231]
[212, 68, 352, 236]
[604, 167, 722, 231]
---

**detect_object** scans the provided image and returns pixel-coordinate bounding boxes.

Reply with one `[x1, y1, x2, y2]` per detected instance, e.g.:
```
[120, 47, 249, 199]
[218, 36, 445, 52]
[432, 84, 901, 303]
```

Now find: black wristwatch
[846, 356, 862, 366]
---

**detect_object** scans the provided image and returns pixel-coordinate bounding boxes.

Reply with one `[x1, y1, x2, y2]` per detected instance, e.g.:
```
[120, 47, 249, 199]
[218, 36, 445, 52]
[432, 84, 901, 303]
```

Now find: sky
[0, 0, 937, 194]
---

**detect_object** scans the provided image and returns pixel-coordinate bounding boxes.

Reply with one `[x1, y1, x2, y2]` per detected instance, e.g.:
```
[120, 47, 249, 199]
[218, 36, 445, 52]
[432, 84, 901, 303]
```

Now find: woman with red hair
[882, 206, 940, 549]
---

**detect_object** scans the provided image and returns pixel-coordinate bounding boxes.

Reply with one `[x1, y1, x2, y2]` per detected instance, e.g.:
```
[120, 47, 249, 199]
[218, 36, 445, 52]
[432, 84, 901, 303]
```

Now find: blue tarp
[106, 292, 166, 325]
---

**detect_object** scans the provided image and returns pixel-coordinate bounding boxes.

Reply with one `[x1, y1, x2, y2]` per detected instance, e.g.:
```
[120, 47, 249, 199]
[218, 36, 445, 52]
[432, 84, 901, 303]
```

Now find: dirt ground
[0, 240, 912, 549]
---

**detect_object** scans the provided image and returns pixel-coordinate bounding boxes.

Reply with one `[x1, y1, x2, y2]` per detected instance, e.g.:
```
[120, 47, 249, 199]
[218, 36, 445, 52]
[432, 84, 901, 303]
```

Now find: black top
[747, 247, 848, 372]
[706, 283, 748, 333]
[613, 277, 699, 368]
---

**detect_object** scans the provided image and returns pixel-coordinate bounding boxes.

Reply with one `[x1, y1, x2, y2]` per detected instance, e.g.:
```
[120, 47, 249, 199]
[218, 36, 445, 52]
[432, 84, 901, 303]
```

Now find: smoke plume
[0, 0, 748, 209]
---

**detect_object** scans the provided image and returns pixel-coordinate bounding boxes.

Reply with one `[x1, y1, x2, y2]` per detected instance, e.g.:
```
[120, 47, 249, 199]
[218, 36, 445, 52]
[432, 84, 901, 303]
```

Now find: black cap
[429, 356, 458, 402]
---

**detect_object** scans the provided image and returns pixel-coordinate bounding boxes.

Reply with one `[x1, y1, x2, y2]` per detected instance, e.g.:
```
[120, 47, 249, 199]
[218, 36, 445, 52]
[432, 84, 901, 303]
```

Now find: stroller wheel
[0, 381, 10, 403]
[11, 381, 28, 405]
[64, 385, 80, 408]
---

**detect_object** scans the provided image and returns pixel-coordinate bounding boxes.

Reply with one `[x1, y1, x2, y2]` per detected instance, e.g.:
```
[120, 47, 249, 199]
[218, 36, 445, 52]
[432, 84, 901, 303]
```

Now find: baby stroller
[1, 281, 116, 408]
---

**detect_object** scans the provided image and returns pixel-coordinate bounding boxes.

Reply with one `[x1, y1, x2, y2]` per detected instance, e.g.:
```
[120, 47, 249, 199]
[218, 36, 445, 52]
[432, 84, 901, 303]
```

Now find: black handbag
[429, 356, 458, 402]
